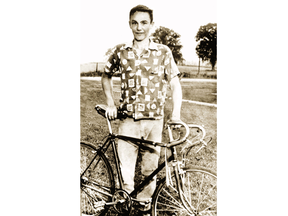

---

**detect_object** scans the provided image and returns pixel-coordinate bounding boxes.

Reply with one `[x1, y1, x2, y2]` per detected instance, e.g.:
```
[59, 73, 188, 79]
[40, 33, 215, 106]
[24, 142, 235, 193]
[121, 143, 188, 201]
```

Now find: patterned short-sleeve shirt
[104, 39, 180, 120]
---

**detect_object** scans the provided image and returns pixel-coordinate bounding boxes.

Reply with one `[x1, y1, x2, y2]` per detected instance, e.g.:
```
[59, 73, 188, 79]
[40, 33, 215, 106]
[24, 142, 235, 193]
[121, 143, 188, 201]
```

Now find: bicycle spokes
[153, 167, 217, 216]
[80, 142, 115, 215]
[181, 170, 217, 215]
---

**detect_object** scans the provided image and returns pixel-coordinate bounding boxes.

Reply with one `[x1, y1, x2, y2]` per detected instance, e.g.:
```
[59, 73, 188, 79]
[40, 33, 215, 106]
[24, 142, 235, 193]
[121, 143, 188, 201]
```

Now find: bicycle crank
[112, 189, 132, 214]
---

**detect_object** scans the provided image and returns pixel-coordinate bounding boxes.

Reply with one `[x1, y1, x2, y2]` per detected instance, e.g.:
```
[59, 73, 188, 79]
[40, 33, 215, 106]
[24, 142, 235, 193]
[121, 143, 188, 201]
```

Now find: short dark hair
[129, 5, 153, 23]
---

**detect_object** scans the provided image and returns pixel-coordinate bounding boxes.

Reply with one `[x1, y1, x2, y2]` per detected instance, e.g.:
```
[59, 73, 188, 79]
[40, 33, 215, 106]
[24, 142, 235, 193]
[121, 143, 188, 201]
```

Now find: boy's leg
[118, 118, 140, 193]
[137, 119, 163, 210]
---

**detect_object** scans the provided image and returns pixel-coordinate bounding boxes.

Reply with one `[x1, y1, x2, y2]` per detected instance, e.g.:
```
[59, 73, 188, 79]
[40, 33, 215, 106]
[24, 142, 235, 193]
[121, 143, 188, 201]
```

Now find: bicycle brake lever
[180, 139, 192, 154]
[196, 140, 207, 153]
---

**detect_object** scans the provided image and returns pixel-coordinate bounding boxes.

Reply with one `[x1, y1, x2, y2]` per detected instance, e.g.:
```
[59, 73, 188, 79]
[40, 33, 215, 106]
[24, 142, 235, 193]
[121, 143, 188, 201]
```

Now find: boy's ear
[150, 21, 155, 31]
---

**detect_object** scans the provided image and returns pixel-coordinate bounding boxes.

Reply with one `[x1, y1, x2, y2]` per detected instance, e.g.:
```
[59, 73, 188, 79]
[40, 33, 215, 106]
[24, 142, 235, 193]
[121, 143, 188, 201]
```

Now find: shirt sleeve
[163, 48, 180, 82]
[104, 46, 120, 75]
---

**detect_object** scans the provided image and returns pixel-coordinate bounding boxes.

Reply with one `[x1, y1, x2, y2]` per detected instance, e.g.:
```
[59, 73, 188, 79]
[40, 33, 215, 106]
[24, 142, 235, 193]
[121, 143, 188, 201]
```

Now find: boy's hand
[106, 105, 117, 120]
[167, 117, 182, 124]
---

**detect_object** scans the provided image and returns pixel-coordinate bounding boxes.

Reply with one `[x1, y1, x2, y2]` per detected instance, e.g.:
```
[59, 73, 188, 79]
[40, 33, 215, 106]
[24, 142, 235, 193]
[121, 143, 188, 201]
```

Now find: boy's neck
[133, 38, 150, 50]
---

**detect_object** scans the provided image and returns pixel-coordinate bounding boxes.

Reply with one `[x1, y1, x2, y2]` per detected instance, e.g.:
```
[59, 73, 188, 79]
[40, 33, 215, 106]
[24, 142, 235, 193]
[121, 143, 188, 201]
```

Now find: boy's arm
[101, 72, 117, 120]
[170, 75, 182, 121]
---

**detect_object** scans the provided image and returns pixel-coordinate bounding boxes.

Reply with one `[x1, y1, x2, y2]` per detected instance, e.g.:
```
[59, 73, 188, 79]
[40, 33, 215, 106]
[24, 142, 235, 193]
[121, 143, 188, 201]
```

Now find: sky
[81, 0, 217, 64]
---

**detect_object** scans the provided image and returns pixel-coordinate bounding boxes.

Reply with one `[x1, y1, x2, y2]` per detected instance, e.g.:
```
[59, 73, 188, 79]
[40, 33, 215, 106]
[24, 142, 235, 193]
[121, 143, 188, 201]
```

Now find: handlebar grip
[95, 104, 107, 117]
[166, 121, 190, 147]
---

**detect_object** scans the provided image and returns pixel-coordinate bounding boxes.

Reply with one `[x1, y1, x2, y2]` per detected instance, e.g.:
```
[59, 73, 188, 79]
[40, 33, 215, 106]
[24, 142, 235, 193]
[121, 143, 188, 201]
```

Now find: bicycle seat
[95, 104, 127, 119]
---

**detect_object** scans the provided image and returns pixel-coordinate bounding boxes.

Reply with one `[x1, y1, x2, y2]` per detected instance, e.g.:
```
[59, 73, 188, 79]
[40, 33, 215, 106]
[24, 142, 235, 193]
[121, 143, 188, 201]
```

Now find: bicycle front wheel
[80, 142, 115, 216]
[152, 166, 217, 216]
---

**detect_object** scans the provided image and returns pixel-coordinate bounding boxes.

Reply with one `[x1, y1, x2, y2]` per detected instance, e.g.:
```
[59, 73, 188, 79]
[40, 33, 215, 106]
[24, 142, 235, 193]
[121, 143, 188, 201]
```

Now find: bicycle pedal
[135, 200, 152, 212]
[93, 200, 106, 211]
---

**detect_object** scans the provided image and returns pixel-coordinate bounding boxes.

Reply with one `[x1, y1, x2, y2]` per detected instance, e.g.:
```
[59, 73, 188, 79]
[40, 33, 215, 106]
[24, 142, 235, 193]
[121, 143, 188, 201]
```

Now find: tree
[195, 23, 217, 70]
[151, 26, 184, 64]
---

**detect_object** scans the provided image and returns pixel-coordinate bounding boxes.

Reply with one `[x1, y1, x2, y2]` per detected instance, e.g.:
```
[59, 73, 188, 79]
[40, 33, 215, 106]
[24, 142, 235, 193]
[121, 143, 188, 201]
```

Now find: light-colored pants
[118, 117, 163, 203]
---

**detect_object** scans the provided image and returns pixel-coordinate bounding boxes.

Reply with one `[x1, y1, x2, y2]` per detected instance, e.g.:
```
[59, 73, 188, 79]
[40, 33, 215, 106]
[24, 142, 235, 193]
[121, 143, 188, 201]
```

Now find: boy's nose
[137, 24, 142, 31]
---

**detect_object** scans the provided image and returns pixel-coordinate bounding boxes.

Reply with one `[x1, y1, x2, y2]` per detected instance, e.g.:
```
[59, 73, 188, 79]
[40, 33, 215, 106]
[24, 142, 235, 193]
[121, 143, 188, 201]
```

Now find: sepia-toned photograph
[3, 1, 288, 216]
[80, 1, 217, 215]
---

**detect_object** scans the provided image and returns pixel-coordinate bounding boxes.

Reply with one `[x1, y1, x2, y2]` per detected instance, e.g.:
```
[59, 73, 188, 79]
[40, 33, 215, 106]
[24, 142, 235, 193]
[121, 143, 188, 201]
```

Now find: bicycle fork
[166, 145, 196, 215]
[173, 162, 197, 215]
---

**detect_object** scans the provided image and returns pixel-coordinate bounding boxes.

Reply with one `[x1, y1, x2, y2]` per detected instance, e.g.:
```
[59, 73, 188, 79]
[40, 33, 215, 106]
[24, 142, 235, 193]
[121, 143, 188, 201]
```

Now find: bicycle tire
[152, 165, 217, 216]
[80, 142, 115, 216]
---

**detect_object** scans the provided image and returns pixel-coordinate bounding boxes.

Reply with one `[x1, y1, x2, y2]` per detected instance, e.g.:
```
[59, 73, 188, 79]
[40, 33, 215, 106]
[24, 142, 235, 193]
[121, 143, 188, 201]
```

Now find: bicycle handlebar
[95, 104, 191, 148]
[166, 121, 190, 148]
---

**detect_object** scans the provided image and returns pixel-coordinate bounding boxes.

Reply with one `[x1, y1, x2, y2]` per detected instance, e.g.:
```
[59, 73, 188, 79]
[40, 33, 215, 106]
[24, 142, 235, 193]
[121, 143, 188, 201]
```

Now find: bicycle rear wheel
[152, 166, 217, 216]
[80, 142, 115, 216]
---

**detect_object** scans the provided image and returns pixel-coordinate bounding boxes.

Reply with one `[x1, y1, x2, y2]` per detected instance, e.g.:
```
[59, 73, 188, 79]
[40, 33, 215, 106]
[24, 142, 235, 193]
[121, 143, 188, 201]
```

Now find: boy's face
[129, 11, 154, 42]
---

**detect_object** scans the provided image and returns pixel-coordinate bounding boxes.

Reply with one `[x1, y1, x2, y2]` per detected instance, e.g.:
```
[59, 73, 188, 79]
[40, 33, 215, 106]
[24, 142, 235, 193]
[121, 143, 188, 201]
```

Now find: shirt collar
[124, 38, 158, 51]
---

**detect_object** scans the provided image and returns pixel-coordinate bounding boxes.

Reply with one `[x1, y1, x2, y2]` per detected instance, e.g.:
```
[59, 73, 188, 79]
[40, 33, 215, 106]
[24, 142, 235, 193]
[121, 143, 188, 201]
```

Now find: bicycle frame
[81, 128, 187, 205]
[83, 107, 201, 210]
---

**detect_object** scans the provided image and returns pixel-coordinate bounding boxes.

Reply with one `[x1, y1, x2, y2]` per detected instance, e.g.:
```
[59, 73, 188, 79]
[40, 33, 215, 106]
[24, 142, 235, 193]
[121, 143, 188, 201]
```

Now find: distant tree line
[103, 23, 217, 70]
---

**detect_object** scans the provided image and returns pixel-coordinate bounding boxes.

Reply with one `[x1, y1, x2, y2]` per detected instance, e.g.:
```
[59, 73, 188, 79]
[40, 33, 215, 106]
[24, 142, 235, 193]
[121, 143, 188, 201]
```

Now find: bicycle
[80, 104, 217, 216]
